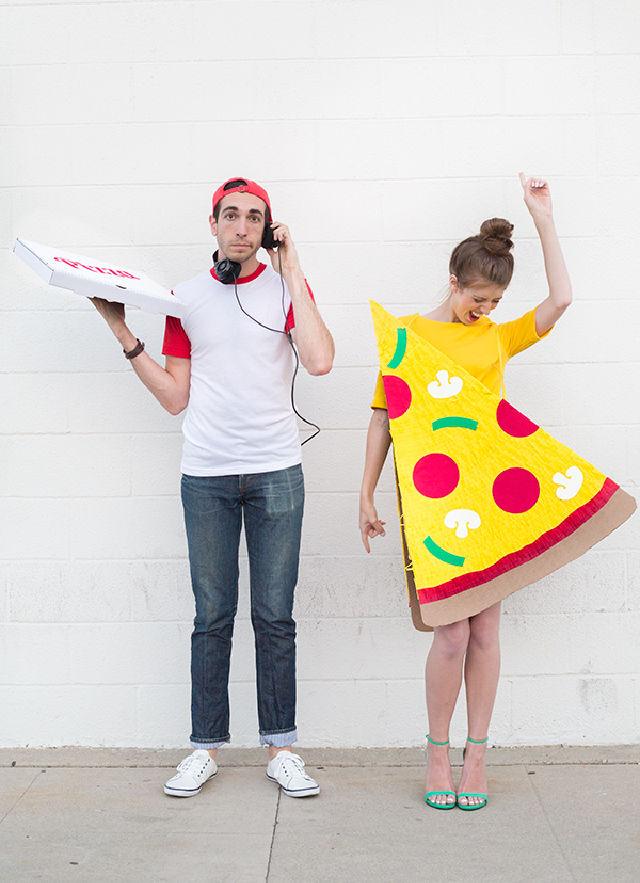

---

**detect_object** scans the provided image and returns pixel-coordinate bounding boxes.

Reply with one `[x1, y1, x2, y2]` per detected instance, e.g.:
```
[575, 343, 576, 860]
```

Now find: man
[92, 177, 334, 798]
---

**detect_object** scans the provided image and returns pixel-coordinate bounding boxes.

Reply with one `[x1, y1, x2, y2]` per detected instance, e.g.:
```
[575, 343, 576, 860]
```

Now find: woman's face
[449, 276, 505, 325]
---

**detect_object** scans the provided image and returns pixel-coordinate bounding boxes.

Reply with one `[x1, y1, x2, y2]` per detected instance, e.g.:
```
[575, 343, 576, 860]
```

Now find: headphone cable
[232, 249, 320, 445]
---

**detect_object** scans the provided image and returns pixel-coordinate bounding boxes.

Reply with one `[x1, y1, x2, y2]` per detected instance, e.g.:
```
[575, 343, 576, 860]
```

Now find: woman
[359, 174, 572, 810]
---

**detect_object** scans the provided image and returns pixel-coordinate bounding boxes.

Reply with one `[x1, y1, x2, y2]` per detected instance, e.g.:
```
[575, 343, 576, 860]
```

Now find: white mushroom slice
[444, 509, 481, 539]
[553, 465, 583, 501]
[427, 369, 463, 399]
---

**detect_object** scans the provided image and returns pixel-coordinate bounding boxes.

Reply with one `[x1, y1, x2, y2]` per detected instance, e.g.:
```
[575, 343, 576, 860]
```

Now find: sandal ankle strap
[426, 734, 450, 746]
[466, 735, 488, 745]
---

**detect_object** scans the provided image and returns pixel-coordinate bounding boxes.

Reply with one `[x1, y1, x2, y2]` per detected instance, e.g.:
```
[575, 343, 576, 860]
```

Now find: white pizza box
[13, 238, 186, 319]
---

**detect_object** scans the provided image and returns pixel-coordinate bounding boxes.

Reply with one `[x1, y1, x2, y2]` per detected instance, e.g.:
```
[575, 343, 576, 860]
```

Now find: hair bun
[479, 218, 514, 256]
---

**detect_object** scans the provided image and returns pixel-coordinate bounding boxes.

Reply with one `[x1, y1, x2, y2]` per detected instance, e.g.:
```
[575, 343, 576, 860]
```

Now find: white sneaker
[266, 751, 320, 798]
[163, 749, 218, 797]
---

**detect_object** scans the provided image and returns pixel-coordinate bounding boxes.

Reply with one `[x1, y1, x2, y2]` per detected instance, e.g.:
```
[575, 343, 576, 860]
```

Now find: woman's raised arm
[519, 172, 573, 336]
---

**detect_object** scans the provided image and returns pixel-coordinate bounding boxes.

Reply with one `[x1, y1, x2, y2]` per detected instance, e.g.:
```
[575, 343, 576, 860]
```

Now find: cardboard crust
[396, 479, 636, 630]
[413, 486, 636, 627]
[416, 478, 619, 603]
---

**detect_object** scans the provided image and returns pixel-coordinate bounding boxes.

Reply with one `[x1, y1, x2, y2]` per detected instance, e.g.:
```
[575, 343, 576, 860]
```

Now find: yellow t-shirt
[370, 307, 551, 407]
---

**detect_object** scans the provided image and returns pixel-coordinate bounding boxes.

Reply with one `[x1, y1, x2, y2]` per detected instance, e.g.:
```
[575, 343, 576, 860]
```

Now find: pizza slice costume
[370, 301, 636, 631]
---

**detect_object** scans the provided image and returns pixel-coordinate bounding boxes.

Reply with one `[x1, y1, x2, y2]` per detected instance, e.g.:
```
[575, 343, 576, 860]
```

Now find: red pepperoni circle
[382, 375, 412, 419]
[496, 400, 539, 438]
[413, 453, 460, 499]
[492, 467, 540, 514]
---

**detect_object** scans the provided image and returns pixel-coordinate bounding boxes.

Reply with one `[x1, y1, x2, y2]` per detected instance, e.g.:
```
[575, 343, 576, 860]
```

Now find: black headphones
[212, 254, 240, 285]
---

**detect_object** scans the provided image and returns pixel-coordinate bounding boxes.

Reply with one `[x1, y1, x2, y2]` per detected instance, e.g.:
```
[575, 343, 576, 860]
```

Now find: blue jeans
[181, 464, 304, 749]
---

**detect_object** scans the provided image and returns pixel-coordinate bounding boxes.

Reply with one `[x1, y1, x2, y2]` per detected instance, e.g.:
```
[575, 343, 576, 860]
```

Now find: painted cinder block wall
[1, 0, 639, 748]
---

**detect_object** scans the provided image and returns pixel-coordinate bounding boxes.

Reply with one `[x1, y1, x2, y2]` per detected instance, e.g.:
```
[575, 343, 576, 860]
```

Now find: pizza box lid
[13, 238, 186, 319]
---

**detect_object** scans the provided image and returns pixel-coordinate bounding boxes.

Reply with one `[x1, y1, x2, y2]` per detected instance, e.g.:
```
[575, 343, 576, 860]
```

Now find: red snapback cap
[212, 177, 272, 215]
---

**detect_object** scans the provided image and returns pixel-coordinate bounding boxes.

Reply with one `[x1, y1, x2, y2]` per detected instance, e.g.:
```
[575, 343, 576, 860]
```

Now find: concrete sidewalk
[1, 747, 638, 882]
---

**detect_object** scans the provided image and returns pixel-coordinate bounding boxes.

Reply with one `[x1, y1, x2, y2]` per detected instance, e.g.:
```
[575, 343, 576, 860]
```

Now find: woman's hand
[519, 172, 553, 226]
[359, 498, 386, 553]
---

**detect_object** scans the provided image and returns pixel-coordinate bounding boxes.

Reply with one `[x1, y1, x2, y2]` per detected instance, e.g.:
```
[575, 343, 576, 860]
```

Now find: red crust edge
[416, 477, 618, 605]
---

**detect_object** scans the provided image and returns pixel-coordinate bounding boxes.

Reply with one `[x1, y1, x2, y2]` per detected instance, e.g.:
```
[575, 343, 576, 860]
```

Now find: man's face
[210, 192, 267, 263]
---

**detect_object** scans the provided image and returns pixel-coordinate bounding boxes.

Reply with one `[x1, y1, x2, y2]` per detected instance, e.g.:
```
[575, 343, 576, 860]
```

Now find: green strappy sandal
[424, 735, 456, 810]
[458, 736, 489, 811]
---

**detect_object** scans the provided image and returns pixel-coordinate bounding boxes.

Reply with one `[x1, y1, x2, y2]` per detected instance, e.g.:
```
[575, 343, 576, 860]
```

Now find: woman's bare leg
[458, 601, 502, 806]
[424, 618, 470, 806]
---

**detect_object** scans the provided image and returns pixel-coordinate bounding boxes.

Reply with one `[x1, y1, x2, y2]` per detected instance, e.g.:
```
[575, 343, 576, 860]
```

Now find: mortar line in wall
[4, 361, 640, 374]
[5, 675, 637, 687]
[5, 612, 636, 624]
[5, 297, 640, 308]
[3, 190, 639, 206]
[0, 234, 632, 246]
[2, 553, 634, 563]
[5, 613, 636, 625]
[5, 364, 640, 372]
[0, 424, 637, 434]
[0, 556, 410, 562]
[0, 429, 637, 443]
[2, 51, 640, 67]
[3, 490, 637, 502]
[2, 178, 639, 192]
[2, 229, 631, 239]
[0, 306, 638, 320]
[2, 603, 633, 617]
[1, 428, 639, 438]
[1, 486, 638, 500]
[0, 236, 631, 251]
[0, 112, 622, 129]
[6, 491, 403, 499]
[2, 631, 633, 642]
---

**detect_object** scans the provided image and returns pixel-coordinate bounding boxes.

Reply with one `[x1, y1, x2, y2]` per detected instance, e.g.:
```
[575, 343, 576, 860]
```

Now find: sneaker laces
[277, 753, 309, 780]
[176, 752, 205, 774]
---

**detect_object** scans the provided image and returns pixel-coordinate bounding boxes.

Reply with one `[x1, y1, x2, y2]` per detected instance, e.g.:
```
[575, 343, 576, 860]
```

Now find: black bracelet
[124, 338, 145, 360]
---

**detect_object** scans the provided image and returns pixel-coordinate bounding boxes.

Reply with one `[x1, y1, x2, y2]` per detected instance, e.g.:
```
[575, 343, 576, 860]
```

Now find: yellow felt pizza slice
[370, 301, 636, 627]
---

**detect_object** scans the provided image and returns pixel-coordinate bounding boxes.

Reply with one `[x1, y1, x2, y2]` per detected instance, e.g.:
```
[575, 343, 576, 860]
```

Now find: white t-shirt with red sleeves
[162, 262, 315, 477]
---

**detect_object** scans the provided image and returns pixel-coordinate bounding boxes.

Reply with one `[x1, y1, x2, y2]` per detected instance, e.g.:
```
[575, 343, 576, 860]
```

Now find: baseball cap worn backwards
[212, 177, 272, 215]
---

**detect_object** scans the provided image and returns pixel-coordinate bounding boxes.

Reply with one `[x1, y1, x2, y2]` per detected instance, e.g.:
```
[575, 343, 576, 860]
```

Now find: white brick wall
[1, 0, 638, 749]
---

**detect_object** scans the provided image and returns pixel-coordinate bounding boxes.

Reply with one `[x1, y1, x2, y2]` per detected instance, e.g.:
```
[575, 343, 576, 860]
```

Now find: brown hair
[449, 218, 514, 289]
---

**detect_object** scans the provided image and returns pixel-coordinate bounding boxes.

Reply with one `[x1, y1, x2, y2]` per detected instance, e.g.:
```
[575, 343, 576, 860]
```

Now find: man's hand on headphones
[267, 222, 300, 274]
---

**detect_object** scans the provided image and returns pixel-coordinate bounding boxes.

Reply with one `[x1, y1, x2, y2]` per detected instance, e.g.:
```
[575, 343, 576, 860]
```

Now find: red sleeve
[285, 280, 315, 333]
[162, 314, 191, 358]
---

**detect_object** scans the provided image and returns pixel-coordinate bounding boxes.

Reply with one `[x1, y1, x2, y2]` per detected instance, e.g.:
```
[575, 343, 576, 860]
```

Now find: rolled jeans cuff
[259, 729, 298, 748]
[190, 738, 229, 750]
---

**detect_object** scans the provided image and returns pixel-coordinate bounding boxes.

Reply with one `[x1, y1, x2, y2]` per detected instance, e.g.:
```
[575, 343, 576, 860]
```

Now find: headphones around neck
[212, 253, 240, 285]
